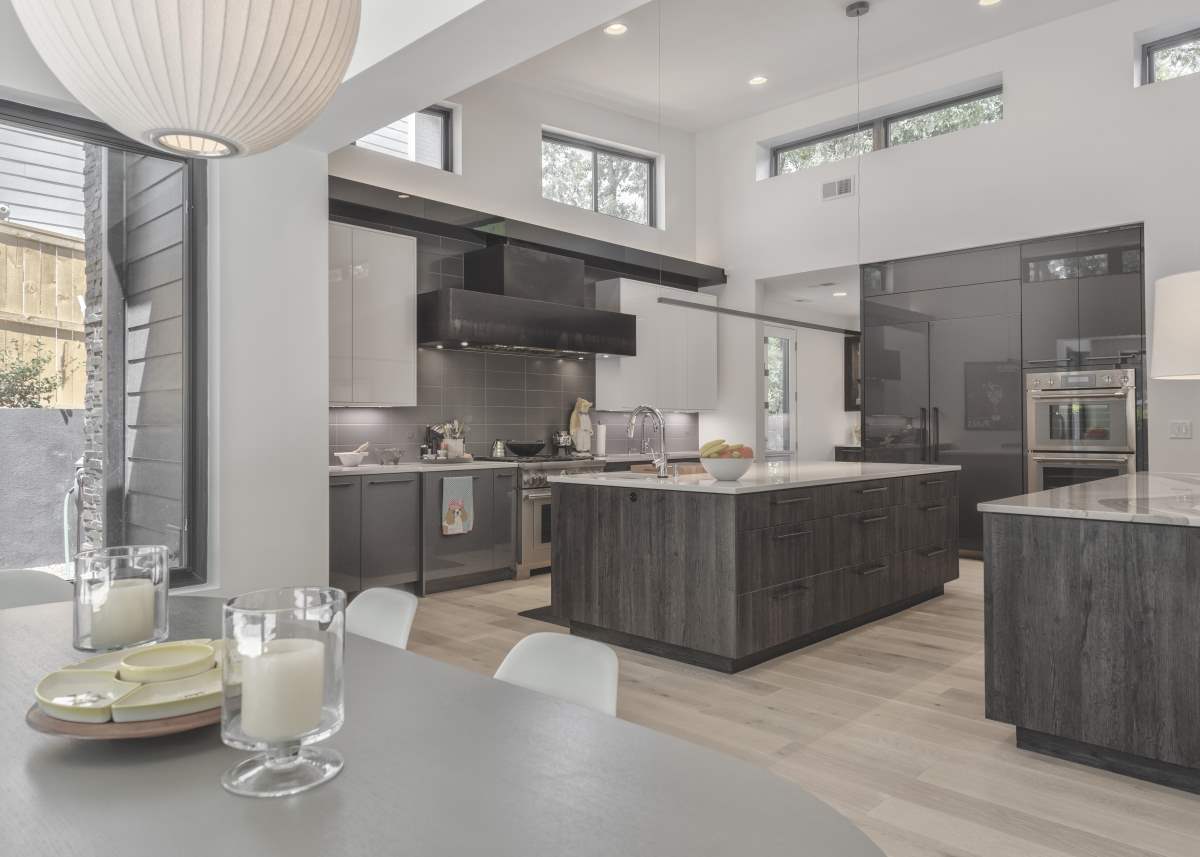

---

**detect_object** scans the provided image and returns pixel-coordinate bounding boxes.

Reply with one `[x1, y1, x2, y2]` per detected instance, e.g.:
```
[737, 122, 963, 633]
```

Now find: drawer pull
[857, 564, 888, 577]
[367, 477, 415, 485]
[922, 505, 946, 513]
[772, 496, 812, 506]
[771, 585, 810, 601]
[923, 548, 948, 559]
[331, 482, 355, 489]
[858, 486, 890, 495]
[860, 515, 889, 524]
[921, 479, 945, 487]
[773, 529, 813, 541]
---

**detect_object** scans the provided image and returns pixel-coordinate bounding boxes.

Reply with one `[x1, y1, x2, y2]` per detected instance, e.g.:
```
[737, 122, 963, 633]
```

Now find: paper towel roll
[595, 424, 607, 457]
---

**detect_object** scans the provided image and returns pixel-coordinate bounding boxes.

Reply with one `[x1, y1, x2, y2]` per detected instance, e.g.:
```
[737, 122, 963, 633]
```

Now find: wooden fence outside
[0, 221, 87, 409]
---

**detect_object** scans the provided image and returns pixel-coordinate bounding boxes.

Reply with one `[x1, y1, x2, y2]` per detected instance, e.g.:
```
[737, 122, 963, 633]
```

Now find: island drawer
[829, 509, 901, 568]
[735, 485, 832, 531]
[841, 556, 906, 619]
[736, 571, 843, 655]
[903, 543, 958, 587]
[737, 520, 833, 593]
[899, 502, 958, 552]
[904, 472, 958, 506]
[829, 478, 899, 515]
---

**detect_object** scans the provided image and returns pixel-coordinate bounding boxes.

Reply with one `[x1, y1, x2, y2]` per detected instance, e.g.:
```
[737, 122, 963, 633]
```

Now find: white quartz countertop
[329, 461, 518, 476]
[548, 461, 960, 495]
[599, 451, 701, 462]
[978, 472, 1200, 528]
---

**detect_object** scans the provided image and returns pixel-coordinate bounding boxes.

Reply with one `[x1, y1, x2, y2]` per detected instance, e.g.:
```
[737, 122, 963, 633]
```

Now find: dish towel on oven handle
[442, 476, 474, 535]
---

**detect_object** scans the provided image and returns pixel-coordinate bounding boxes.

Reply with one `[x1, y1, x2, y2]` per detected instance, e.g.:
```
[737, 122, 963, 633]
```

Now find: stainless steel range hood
[417, 245, 637, 356]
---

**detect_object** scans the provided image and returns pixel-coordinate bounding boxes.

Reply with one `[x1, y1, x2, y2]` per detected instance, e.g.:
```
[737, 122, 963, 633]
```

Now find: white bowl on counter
[701, 458, 753, 482]
[335, 452, 366, 467]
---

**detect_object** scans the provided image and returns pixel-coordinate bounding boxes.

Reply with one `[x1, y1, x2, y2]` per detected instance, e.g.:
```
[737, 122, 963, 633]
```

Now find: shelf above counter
[549, 461, 960, 495]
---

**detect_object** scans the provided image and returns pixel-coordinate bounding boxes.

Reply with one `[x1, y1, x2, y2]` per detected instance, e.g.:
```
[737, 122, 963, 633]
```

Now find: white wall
[696, 0, 1200, 471]
[329, 76, 696, 260]
[204, 144, 330, 596]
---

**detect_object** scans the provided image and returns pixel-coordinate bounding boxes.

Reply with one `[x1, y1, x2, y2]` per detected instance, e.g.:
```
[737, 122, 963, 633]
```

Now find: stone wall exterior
[80, 144, 104, 552]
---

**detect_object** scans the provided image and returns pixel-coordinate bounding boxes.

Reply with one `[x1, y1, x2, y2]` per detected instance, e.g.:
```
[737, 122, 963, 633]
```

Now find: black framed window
[356, 106, 453, 171]
[0, 99, 207, 587]
[771, 87, 1003, 175]
[541, 132, 655, 227]
[1143, 28, 1200, 84]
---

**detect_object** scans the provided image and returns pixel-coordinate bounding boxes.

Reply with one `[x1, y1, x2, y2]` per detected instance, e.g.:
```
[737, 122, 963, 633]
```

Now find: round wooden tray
[26, 704, 220, 739]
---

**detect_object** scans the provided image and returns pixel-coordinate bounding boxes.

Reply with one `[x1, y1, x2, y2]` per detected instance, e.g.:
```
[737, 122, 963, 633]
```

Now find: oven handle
[1029, 454, 1135, 464]
[1029, 389, 1131, 400]
[522, 490, 553, 502]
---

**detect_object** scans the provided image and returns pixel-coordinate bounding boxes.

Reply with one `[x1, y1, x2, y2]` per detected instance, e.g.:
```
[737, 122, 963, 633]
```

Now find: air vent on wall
[821, 177, 855, 201]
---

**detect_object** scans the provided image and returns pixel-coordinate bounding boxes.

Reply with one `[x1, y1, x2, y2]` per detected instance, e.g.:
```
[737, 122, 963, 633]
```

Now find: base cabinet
[329, 476, 362, 594]
[361, 474, 420, 588]
[420, 468, 518, 593]
[554, 472, 959, 671]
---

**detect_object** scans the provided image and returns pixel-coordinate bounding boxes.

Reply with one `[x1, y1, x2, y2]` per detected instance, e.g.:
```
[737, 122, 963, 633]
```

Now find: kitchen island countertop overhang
[548, 461, 961, 493]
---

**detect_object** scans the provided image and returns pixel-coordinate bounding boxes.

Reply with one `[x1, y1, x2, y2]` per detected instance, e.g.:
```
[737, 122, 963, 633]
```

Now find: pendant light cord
[855, 11, 863, 267]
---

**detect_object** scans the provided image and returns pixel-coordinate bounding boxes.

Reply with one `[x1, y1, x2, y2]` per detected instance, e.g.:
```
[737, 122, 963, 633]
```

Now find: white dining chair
[0, 569, 73, 609]
[345, 588, 419, 650]
[494, 632, 619, 716]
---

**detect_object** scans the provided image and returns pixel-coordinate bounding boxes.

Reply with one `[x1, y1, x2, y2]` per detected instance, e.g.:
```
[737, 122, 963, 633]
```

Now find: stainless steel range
[475, 454, 605, 578]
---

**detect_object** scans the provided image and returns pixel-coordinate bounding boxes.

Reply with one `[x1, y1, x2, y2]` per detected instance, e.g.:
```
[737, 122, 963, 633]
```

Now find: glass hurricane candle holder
[221, 587, 346, 798]
[73, 546, 170, 652]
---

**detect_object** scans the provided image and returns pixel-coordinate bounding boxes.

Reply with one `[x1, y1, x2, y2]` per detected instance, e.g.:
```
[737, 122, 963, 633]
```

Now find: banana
[702, 442, 731, 459]
[700, 438, 727, 457]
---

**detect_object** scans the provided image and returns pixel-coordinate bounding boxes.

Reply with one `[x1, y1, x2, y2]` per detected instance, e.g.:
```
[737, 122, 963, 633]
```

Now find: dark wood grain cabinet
[554, 471, 959, 672]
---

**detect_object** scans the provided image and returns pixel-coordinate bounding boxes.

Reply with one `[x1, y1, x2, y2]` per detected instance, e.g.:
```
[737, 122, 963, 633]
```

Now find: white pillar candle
[90, 579, 156, 648]
[240, 638, 325, 742]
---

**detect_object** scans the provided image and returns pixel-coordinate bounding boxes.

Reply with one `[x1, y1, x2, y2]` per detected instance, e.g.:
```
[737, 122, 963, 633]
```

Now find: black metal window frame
[1142, 27, 1200, 84]
[0, 98, 208, 588]
[771, 86, 1004, 177]
[420, 105, 454, 173]
[540, 131, 657, 228]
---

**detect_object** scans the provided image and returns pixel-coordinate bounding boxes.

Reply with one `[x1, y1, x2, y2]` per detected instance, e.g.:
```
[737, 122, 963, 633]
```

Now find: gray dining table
[0, 596, 884, 856]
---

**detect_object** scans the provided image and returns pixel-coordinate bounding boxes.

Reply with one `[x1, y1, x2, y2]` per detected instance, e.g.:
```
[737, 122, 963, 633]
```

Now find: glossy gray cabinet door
[330, 476, 362, 593]
[492, 469, 518, 571]
[863, 321, 929, 464]
[870, 245, 1019, 296]
[1078, 273, 1143, 363]
[361, 474, 420, 587]
[1021, 279, 1079, 366]
[421, 470, 496, 589]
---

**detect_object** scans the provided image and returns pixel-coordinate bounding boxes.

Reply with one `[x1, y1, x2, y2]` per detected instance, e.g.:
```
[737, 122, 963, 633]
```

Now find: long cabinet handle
[860, 515, 889, 524]
[771, 584, 810, 601]
[772, 496, 812, 506]
[857, 564, 888, 577]
[922, 505, 946, 513]
[367, 477, 416, 485]
[773, 529, 813, 541]
[921, 479, 945, 487]
[858, 486, 889, 495]
[923, 548, 948, 559]
[331, 482, 355, 489]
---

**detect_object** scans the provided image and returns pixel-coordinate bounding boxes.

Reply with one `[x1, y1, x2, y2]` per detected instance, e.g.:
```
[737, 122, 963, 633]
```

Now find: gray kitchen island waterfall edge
[981, 473, 1200, 794]
[550, 462, 961, 673]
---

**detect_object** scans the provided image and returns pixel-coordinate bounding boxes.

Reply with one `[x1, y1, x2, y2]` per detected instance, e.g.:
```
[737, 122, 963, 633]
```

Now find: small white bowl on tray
[111, 668, 221, 723]
[117, 642, 215, 683]
[35, 670, 140, 724]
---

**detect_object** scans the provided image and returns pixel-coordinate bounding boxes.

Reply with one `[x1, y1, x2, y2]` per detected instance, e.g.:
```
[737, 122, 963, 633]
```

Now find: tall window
[356, 107, 452, 171]
[1144, 28, 1200, 84]
[0, 103, 205, 586]
[772, 88, 1003, 175]
[541, 133, 655, 226]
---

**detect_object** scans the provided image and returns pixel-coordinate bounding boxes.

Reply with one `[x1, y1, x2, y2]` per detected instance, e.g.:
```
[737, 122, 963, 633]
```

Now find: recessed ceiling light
[748, 76, 769, 86]
[435, 344, 444, 350]
[832, 291, 848, 297]
[603, 22, 627, 35]
[397, 193, 410, 199]
[460, 341, 469, 347]
[978, 0, 1001, 6]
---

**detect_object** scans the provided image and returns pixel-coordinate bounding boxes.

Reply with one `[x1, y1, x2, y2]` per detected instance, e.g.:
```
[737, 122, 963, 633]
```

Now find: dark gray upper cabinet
[1021, 279, 1080, 366]
[361, 474, 420, 587]
[421, 469, 498, 590]
[1078, 273, 1144, 363]
[329, 475, 362, 593]
[866, 245, 1020, 297]
[863, 321, 929, 464]
[492, 470, 517, 571]
[864, 279, 1019, 326]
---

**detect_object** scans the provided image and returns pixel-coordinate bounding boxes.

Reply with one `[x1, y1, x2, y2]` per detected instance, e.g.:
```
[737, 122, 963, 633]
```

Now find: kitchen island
[981, 473, 1200, 793]
[549, 461, 961, 672]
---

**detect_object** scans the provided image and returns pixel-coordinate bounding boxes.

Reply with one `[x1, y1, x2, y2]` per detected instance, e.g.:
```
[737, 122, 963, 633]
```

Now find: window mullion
[592, 148, 599, 213]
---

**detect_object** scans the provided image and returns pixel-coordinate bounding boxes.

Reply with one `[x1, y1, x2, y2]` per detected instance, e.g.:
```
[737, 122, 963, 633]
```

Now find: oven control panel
[1027, 369, 1136, 391]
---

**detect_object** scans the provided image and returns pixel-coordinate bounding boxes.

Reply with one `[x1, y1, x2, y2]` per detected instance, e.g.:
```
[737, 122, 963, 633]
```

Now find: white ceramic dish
[64, 639, 211, 674]
[118, 642, 215, 683]
[35, 669, 140, 723]
[701, 458, 753, 482]
[110, 668, 221, 723]
[335, 451, 366, 467]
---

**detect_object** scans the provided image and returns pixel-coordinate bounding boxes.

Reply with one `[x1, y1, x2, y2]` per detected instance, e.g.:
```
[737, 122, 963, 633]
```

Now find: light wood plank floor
[407, 560, 1200, 857]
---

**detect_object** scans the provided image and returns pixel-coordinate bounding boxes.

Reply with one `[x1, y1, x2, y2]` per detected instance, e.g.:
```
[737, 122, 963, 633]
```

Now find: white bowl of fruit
[700, 440, 754, 481]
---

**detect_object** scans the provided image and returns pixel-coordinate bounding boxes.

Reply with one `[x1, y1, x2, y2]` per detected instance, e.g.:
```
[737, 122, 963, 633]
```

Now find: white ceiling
[501, 0, 1117, 131]
[761, 265, 861, 321]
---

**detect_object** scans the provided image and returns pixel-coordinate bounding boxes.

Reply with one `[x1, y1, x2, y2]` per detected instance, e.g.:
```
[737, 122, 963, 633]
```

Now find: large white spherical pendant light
[11, 0, 361, 158]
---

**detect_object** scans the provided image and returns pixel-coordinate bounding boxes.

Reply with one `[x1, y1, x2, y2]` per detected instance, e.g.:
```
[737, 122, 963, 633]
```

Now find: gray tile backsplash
[328, 223, 700, 464]
[592, 410, 700, 457]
